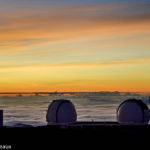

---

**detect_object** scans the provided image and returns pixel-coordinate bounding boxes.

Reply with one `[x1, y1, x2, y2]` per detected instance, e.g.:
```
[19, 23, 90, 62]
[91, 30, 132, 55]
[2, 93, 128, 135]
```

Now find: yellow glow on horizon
[0, 57, 150, 92]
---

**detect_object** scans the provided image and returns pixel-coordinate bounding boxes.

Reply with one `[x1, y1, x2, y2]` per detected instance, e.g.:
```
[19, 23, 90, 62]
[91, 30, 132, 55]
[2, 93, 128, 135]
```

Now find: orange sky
[0, 1, 150, 92]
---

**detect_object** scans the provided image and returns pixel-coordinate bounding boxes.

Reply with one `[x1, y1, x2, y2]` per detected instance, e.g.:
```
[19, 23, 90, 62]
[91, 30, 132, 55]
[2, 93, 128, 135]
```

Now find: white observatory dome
[117, 99, 150, 125]
[46, 99, 77, 125]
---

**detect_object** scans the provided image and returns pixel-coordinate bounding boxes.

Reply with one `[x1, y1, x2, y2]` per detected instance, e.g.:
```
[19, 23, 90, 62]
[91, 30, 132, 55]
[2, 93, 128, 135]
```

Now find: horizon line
[0, 91, 149, 94]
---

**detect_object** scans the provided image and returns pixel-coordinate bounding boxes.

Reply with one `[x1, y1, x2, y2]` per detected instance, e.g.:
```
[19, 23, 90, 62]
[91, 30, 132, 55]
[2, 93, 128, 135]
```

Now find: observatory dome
[117, 99, 150, 125]
[46, 99, 77, 125]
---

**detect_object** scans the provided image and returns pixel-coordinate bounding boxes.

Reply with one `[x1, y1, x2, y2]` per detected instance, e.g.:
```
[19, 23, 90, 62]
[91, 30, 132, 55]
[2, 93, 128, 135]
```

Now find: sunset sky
[0, 0, 150, 92]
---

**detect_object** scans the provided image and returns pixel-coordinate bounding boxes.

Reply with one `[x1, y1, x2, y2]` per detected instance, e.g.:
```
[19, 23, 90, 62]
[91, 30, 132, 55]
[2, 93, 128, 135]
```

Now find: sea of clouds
[0, 92, 149, 127]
